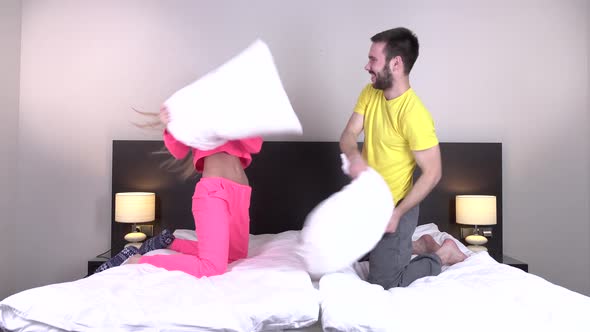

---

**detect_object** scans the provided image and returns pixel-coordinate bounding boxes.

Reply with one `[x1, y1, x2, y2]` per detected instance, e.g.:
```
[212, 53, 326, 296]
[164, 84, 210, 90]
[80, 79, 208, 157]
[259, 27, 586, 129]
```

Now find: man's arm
[385, 144, 442, 232]
[339, 112, 368, 179]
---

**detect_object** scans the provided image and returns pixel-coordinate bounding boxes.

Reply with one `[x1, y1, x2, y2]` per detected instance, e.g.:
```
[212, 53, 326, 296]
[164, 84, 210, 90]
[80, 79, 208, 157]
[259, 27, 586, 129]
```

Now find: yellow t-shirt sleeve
[353, 84, 372, 115]
[401, 107, 439, 151]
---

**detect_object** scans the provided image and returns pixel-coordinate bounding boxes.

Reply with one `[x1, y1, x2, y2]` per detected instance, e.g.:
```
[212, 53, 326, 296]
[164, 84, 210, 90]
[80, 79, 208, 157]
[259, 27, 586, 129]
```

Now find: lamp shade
[456, 195, 496, 226]
[115, 192, 155, 223]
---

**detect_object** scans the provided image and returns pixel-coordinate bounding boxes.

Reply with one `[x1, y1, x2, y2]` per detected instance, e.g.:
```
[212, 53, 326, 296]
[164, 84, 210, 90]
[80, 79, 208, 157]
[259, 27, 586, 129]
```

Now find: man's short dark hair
[371, 27, 419, 74]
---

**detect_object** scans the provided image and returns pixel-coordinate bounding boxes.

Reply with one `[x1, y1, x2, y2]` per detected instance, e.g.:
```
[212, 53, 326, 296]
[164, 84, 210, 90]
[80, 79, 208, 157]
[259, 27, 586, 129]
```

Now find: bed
[319, 223, 590, 331]
[1, 141, 589, 332]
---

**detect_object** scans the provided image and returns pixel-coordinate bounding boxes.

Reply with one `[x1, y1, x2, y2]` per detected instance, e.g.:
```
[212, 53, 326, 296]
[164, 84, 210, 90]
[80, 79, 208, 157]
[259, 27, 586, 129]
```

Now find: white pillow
[298, 158, 394, 279]
[164, 39, 303, 150]
[411, 223, 441, 240]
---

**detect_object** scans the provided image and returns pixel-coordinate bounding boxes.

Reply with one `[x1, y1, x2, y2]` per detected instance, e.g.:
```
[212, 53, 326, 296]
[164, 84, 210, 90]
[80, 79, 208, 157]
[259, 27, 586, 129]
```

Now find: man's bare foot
[435, 239, 468, 266]
[412, 234, 442, 255]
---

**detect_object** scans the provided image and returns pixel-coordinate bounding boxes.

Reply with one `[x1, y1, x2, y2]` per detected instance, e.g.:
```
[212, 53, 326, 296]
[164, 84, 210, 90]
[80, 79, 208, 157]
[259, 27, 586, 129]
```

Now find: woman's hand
[160, 106, 170, 126]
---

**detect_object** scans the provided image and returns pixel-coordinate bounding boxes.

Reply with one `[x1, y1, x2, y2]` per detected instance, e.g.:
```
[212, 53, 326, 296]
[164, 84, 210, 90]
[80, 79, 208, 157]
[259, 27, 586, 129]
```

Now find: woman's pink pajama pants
[139, 177, 251, 277]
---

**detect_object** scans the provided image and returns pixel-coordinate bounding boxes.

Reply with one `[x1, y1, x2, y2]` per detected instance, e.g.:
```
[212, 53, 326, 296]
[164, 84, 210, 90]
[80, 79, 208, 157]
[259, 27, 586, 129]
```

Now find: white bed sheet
[0, 231, 319, 332]
[320, 224, 590, 332]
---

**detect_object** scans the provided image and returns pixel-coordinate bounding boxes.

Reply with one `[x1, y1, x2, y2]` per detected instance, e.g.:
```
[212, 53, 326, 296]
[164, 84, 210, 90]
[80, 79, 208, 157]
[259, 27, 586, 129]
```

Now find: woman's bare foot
[412, 234, 442, 255]
[435, 239, 467, 266]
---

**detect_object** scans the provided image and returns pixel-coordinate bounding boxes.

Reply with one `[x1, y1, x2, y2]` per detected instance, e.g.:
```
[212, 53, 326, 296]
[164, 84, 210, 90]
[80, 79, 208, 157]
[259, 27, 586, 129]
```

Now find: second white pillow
[298, 164, 394, 279]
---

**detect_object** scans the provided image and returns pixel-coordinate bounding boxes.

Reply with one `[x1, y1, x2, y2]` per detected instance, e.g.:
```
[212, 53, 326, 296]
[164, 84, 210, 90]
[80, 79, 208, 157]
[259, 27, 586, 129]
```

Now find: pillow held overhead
[164, 39, 303, 150]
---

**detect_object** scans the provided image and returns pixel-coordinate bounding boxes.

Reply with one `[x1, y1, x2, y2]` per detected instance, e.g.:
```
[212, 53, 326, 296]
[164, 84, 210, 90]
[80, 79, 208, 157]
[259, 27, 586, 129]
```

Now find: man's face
[365, 42, 393, 90]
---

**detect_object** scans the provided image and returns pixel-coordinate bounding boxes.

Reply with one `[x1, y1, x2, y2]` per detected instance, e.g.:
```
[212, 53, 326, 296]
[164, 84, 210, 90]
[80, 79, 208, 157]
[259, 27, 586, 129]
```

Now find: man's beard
[372, 66, 393, 90]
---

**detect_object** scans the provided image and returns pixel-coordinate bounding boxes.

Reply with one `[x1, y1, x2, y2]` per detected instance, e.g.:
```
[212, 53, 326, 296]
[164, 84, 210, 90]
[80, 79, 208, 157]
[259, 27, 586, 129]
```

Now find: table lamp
[456, 195, 497, 252]
[115, 192, 155, 248]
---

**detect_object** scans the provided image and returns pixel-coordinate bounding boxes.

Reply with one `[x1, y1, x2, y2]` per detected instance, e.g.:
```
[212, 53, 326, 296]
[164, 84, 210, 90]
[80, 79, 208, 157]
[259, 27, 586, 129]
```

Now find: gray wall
[0, 0, 21, 300]
[2, 0, 589, 297]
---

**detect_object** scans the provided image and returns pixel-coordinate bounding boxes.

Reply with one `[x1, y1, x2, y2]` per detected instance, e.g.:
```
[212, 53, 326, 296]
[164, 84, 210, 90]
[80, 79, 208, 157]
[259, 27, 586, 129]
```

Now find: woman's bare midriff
[201, 152, 249, 186]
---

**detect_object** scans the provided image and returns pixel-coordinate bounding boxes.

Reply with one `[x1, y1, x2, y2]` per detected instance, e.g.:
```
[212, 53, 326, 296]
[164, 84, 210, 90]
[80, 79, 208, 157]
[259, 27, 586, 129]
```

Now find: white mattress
[4, 226, 589, 332]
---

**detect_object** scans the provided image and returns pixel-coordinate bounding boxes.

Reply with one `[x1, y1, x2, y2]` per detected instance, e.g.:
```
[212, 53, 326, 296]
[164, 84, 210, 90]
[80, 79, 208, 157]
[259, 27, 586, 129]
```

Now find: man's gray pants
[367, 204, 442, 289]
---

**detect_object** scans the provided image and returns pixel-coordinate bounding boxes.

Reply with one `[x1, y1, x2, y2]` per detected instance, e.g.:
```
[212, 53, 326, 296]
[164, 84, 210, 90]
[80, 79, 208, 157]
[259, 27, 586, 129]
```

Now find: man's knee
[368, 274, 398, 290]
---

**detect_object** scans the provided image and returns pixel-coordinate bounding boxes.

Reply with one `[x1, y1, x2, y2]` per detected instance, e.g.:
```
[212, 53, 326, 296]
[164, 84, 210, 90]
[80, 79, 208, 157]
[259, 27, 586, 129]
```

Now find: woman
[96, 107, 262, 278]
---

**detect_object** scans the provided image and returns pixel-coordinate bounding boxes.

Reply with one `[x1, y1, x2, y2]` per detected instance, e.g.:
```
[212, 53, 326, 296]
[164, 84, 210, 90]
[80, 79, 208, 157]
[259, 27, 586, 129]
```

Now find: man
[339, 27, 466, 289]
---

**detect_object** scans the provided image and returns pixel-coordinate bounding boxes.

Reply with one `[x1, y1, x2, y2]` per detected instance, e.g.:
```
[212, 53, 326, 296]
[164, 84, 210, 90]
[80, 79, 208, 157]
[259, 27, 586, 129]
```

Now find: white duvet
[320, 225, 590, 332]
[0, 231, 319, 332]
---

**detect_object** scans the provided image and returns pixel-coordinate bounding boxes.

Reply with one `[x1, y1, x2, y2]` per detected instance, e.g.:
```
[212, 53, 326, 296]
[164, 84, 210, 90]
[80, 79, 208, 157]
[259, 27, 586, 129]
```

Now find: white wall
[6, 0, 589, 297]
[0, 0, 21, 300]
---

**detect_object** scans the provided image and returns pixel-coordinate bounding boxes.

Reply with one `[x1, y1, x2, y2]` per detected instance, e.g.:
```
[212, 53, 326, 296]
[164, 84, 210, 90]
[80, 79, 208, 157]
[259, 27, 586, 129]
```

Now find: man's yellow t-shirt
[354, 84, 438, 205]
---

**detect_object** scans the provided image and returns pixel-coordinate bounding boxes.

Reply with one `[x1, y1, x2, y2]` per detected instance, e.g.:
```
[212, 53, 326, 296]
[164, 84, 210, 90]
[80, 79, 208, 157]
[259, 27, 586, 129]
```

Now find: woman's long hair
[132, 108, 198, 180]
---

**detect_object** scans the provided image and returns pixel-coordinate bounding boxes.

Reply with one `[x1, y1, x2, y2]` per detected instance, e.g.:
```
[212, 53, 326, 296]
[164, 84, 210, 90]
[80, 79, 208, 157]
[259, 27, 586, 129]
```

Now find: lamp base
[465, 234, 488, 245]
[124, 242, 143, 249]
[465, 234, 488, 253]
[467, 245, 488, 253]
[124, 231, 146, 242]
[123, 231, 146, 250]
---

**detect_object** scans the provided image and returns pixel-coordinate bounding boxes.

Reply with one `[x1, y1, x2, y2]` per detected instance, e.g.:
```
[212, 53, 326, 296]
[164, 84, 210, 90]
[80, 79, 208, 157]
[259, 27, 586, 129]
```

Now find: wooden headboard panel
[111, 141, 502, 257]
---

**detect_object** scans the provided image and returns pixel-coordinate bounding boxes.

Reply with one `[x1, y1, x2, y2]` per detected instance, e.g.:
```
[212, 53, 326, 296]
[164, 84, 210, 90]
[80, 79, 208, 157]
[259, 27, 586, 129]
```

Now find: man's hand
[348, 154, 369, 179]
[385, 209, 402, 233]
[383, 145, 442, 234]
[339, 112, 365, 178]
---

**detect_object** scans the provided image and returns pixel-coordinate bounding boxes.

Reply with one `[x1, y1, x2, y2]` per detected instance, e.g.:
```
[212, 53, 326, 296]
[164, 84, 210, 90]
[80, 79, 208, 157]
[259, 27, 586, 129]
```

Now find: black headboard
[111, 141, 502, 257]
